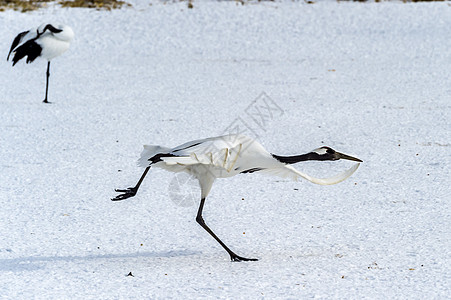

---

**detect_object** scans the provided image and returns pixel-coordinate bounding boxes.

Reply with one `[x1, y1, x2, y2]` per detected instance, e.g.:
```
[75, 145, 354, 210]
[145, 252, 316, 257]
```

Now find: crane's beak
[337, 152, 363, 162]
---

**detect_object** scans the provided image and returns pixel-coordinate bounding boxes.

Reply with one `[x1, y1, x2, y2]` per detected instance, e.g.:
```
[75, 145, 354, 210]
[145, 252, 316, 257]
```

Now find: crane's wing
[7, 30, 29, 61]
[170, 134, 248, 155]
[258, 163, 361, 185]
[11, 40, 42, 66]
[160, 144, 243, 172]
[137, 142, 241, 170]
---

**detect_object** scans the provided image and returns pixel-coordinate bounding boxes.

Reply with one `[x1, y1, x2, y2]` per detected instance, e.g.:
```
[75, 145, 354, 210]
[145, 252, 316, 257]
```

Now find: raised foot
[230, 254, 258, 262]
[111, 187, 137, 201]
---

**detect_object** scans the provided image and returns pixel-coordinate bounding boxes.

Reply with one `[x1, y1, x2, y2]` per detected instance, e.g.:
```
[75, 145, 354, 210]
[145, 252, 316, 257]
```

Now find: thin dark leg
[112, 167, 150, 201]
[196, 197, 258, 262]
[43, 61, 51, 103]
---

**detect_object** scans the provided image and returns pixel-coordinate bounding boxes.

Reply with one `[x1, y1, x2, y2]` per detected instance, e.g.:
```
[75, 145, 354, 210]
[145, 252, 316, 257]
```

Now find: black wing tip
[11, 55, 20, 66]
[8, 30, 30, 62]
[10, 40, 42, 66]
[240, 167, 264, 174]
[148, 153, 177, 164]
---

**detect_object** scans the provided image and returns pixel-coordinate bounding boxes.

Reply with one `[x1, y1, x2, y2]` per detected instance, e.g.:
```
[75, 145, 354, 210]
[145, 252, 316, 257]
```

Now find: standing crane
[8, 23, 74, 103]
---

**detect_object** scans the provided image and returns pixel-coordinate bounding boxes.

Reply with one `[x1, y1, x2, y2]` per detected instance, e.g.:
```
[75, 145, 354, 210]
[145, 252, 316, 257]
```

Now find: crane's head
[312, 146, 363, 162]
[36, 24, 74, 42]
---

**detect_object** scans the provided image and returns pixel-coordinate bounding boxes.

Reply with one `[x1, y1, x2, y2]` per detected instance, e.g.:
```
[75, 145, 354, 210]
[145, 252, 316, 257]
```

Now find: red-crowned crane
[8, 23, 74, 103]
[112, 134, 362, 261]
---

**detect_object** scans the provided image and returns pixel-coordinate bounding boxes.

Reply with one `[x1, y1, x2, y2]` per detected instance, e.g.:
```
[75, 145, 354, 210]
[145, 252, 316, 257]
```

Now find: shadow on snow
[0, 249, 199, 272]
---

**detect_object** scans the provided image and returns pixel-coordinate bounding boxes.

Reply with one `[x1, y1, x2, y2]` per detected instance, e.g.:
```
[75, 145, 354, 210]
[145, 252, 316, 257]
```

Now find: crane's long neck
[271, 152, 327, 164]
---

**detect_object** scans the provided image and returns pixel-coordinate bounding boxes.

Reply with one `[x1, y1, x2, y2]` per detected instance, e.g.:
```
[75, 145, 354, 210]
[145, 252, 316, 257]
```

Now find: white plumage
[113, 134, 362, 261]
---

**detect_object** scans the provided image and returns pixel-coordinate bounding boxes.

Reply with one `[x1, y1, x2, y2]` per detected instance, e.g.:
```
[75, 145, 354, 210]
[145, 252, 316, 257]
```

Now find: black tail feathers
[11, 40, 42, 66]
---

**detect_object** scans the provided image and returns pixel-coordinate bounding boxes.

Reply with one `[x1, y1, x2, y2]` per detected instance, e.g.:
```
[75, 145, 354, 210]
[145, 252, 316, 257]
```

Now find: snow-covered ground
[0, 1, 450, 298]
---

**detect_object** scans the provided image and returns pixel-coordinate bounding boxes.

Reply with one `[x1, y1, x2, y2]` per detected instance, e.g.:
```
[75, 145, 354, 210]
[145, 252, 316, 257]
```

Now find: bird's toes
[111, 193, 133, 201]
[230, 255, 258, 262]
[112, 187, 137, 201]
[111, 196, 125, 201]
[114, 187, 135, 193]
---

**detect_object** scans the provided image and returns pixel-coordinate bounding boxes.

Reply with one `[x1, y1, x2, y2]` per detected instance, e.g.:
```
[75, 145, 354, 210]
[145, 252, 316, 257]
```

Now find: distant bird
[7, 23, 74, 103]
[112, 134, 362, 261]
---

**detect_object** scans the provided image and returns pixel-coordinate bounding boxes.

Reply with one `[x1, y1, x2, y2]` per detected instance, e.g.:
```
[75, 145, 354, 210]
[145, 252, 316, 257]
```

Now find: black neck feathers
[37, 25, 63, 37]
[271, 152, 329, 164]
[44, 24, 63, 34]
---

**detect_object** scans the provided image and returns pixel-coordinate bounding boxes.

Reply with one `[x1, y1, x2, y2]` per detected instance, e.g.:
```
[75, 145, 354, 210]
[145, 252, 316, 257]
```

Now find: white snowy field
[0, 1, 450, 298]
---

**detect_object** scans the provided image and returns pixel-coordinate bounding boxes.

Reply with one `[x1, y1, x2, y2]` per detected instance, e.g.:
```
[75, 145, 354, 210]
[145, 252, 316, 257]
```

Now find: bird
[7, 23, 74, 103]
[112, 134, 362, 262]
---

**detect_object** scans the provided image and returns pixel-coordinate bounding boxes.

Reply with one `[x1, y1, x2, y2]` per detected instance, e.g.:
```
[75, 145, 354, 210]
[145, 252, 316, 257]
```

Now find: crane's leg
[112, 167, 150, 201]
[196, 197, 258, 262]
[43, 61, 51, 103]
